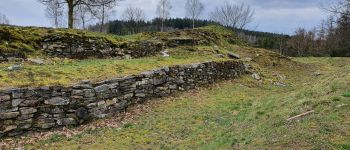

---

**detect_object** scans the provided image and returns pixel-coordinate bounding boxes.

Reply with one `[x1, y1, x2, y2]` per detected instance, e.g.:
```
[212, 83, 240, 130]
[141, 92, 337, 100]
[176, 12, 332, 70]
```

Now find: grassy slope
[0, 48, 226, 88]
[0, 25, 243, 88]
[0, 26, 126, 56]
[26, 58, 350, 149]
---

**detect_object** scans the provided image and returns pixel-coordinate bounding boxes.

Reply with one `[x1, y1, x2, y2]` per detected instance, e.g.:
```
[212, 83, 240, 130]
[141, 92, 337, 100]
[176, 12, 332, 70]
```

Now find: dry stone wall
[42, 34, 164, 59]
[0, 61, 245, 137]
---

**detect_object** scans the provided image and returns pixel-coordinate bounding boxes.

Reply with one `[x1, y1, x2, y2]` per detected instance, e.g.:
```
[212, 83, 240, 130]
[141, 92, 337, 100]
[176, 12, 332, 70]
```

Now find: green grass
[26, 57, 350, 149]
[342, 92, 350, 97]
[0, 25, 127, 56]
[0, 49, 227, 88]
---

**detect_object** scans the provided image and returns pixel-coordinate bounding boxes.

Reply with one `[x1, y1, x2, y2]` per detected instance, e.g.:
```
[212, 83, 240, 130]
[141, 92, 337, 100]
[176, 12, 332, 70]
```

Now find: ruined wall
[0, 61, 245, 137]
[42, 34, 164, 59]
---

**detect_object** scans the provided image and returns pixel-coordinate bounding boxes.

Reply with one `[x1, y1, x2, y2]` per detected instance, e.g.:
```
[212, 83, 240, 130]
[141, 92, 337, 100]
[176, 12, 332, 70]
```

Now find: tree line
[2, 0, 349, 57]
[286, 0, 350, 57]
[0, 13, 10, 25]
[37, 0, 255, 32]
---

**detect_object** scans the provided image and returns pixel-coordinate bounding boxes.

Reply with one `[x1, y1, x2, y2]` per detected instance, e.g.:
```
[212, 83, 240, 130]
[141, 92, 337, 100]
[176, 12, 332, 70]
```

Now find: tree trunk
[67, 2, 74, 29]
[100, 5, 105, 32]
[192, 17, 195, 29]
[161, 18, 164, 32]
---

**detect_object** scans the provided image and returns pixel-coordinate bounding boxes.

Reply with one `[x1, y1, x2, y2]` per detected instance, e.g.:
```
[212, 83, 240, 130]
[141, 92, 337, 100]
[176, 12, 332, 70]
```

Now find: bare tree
[156, 0, 172, 32]
[45, 0, 64, 28]
[209, 2, 254, 29]
[0, 13, 10, 25]
[122, 6, 145, 22]
[93, 0, 121, 32]
[38, 0, 121, 29]
[185, 0, 204, 29]
[75, 4, 94, 29]
[122, 6, 146, 33]
[324, 0, 350, 16]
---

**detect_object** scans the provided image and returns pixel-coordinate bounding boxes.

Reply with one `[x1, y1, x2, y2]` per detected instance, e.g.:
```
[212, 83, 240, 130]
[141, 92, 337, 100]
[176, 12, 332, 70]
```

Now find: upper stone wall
[42, 34, 164, 59]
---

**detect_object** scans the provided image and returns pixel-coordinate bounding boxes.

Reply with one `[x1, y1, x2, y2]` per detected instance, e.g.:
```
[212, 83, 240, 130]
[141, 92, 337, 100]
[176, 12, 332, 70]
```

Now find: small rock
[75, 107, 89, 120]
[124, 54, 132, 59]
[12, 99, 24, 107]
[215, 54, 225, 58]
[45, 97, 70, 106]
[0, 112, 20, 119]
[314, 72, 323, 76]
[28, 58, 44, 65]
[335, 104, 347, 108]
[161, 50, 170, 57]
[20, 107, 37, 115]
[227, 52, 240, 59]
[94, 84, 109, 93]
[252, 73, 261, 80]
[0, 125, 17, 133]
[7, 64, 21, 71]
[0, 95, 11, 101]
[274, 82, 288, 87]
[243, 57, 253, 62]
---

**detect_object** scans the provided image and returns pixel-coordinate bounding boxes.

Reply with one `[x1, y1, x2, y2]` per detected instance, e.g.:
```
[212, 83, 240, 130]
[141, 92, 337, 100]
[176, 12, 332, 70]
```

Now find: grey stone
[274, 82, 288, 87]
[123, 93, 134, 99]
[11, 90, 23, 99]
[72, 90, 83, 96]
[35, 119, 56, 129]
[227, 52, 240, 59]
[124, 54, 132, 59]
[0, 125, 17, 133]
[97, 100, 106, 107]
[215, 54, 225, 58]
[28, 58, 44, 65]
[7, 64, 22, 71]
[75, 107, 89, 120]
[20, 108, 37, 115]
[57, 118, 76, 126]
[50, 107, 64, 114]
[161, 50, 170, 57]
[0, 95, 11, 101]
[0, 112, 19, 119]
[20, 99, 39, 107]
[94, 84, 109, 93]
[153, 76, 167, 85]
[12, 99, 24, 107]
[106, 98, 118, 106]
[84, 89, 95, 98]
[17, 114, 34, 120]
[135, 93, 146, 98]
[20, 123, 32, 129]
[252, 73, 261, 80]
[45, 97, 70, 106]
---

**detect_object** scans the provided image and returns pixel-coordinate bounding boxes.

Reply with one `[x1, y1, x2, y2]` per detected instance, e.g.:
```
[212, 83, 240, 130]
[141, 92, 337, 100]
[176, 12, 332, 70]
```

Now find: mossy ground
[0, 46, 228, 88]
[23, 57, 350, 149]
[0, 25, 246, 89]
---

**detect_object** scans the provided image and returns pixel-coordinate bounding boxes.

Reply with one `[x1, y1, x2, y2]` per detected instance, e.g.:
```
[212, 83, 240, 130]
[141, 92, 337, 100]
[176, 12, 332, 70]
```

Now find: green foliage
[342, 92, 350, 97]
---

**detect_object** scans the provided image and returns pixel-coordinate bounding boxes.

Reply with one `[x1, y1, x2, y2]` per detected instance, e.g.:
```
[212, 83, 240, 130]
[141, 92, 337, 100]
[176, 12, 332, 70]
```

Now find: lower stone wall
[0, 61, 246, 137]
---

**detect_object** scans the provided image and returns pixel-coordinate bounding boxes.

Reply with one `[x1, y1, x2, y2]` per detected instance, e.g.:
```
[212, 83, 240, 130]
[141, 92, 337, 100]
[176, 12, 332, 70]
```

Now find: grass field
[0, 47, 227, 89]
[24, 57, 350, 150]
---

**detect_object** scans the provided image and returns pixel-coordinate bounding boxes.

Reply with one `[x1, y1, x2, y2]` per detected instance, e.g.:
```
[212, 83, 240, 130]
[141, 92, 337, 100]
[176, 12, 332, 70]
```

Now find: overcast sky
[0, 0, 331, 34]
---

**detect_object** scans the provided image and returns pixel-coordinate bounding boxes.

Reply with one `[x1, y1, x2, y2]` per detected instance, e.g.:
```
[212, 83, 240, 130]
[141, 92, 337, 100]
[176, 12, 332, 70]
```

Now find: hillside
[22, 57, 349, 150]
[0, 25, 349, 149]
[0, 25, 246, 88]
